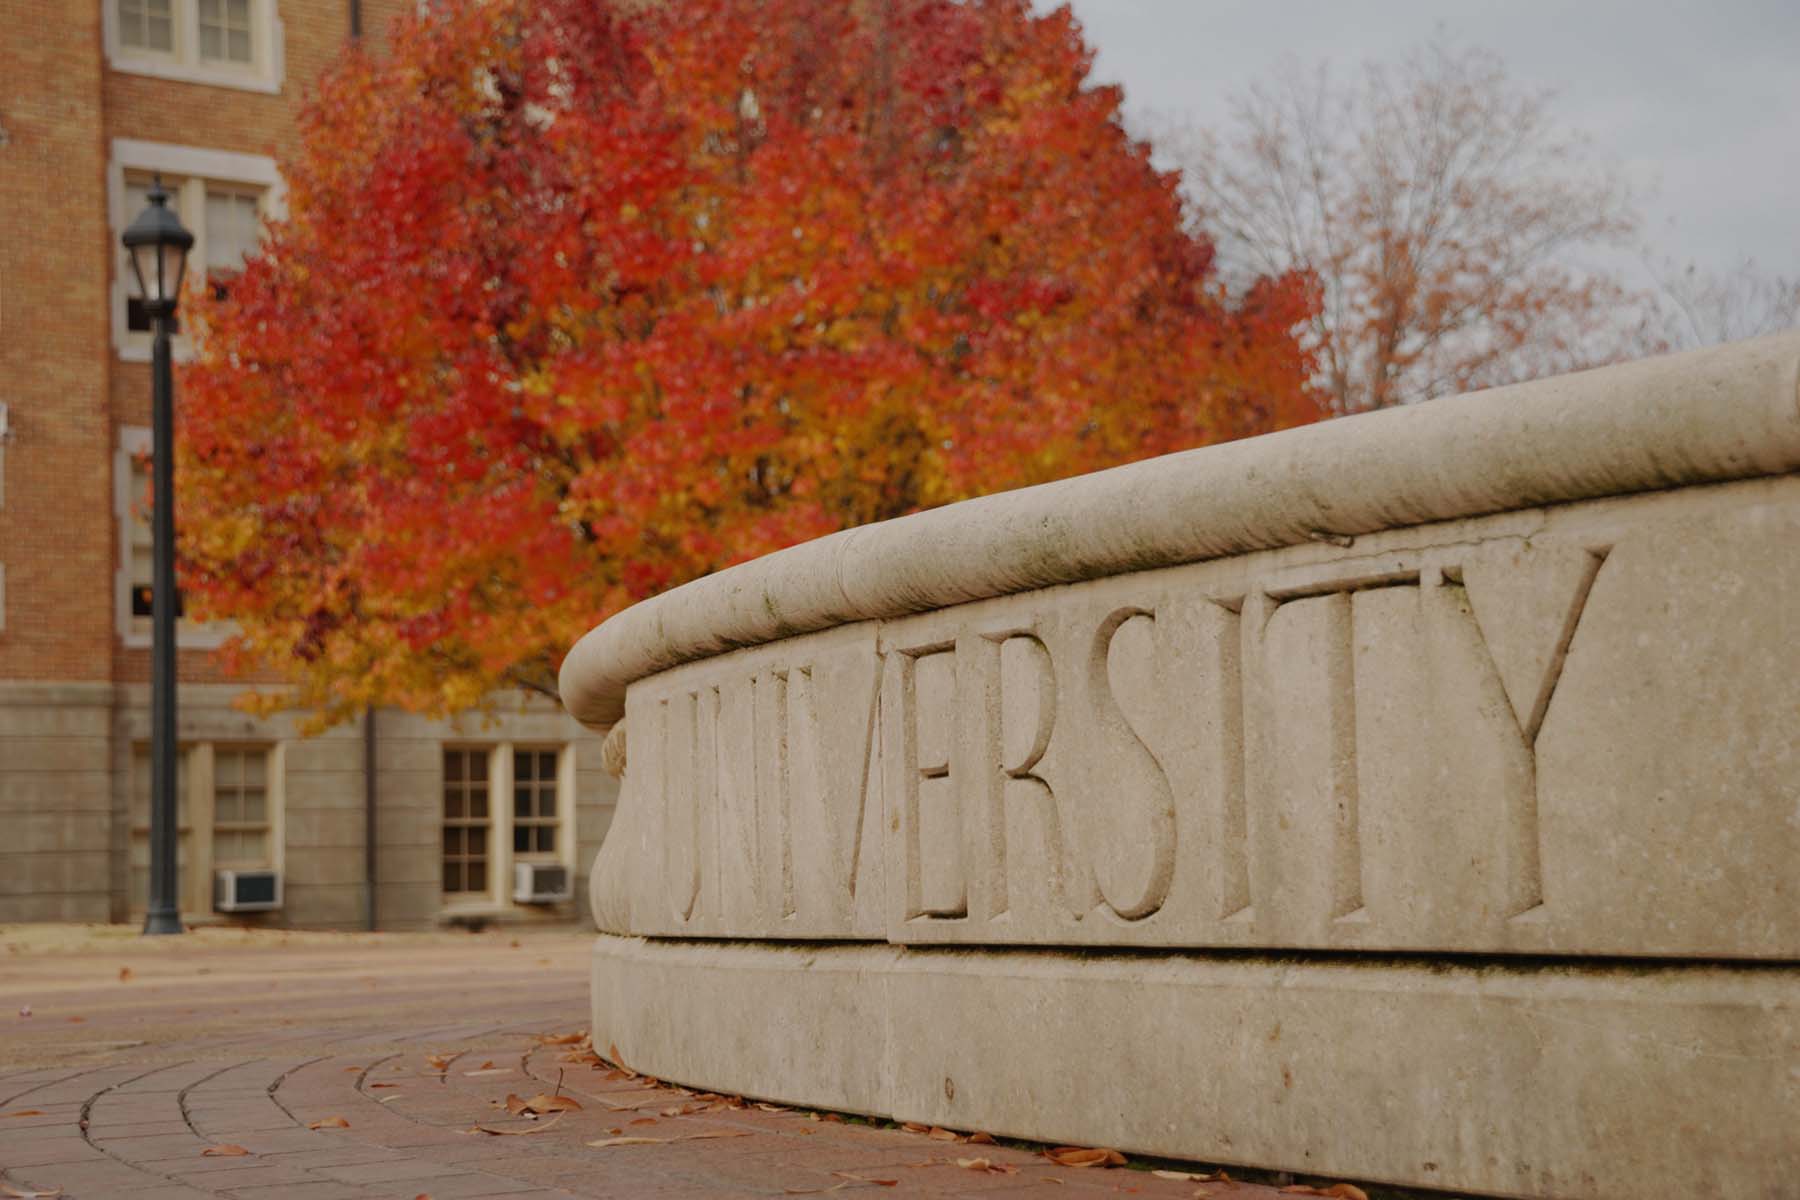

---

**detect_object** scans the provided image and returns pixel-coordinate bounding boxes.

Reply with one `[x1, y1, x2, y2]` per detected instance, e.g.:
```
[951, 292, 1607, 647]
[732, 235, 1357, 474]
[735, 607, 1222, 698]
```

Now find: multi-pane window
[122, 172, 266, 333]
[129, 743, 191, 914]
[123, 442, 185, 627]
[512, 749, 560, 855]
[197, 0, 252, 63]
[212, 747, 269, 865]
[442, 748, 491, 895]
[118, 0, 175, 52]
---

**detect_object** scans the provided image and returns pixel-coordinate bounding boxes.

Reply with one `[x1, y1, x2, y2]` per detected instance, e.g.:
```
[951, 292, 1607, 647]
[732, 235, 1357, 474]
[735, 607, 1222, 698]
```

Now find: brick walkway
[0, 927, 1311, 1199]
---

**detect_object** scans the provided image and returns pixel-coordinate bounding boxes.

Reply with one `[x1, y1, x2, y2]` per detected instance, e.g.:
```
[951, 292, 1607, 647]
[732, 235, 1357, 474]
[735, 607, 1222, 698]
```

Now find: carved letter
[1085, 609, 1176, 921]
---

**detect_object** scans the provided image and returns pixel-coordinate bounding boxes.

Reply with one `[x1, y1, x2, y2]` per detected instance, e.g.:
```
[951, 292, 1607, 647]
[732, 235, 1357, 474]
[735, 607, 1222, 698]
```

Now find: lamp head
[122, 176, 195, 317]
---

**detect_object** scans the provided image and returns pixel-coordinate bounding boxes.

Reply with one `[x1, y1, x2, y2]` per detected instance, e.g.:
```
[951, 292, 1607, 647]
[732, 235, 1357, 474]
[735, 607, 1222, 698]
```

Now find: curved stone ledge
[570, 339, 1800, 1198]
[590, 934, 1800, 1200]
[562, 333, 1800, 732]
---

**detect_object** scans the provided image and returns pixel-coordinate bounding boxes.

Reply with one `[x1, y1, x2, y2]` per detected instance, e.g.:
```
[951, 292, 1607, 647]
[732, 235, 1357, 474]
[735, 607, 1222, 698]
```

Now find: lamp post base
[142, 909, 184, 936]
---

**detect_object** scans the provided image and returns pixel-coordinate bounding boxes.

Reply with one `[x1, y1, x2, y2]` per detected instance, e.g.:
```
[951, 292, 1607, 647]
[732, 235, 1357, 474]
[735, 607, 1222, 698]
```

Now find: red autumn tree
[178, 0, 1320, 727]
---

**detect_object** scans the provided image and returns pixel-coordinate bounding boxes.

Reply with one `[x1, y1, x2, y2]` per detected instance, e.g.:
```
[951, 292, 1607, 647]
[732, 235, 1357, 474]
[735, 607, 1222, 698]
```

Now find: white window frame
[440, 742, 577, 915]
[116, 426, 232, 649]
[109, 139, 285, 364]
[104, 0, 285, 94]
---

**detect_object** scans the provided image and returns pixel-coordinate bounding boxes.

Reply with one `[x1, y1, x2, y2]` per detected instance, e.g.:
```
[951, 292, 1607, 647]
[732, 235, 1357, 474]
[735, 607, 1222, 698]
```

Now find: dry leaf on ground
[586, 1129, 751, 1148]
[783, 1174, 900, 1195]
[955, 1158, 1019, 1175]
[1044, 1146, 1127, 1168]
[0, 1109, 46, 1118]
[589, 1135, 667, 1147]
[1282, 1186, 1368, 1200]
[926, 1127, 960, 1141]
[537, 1031, 587, 1045]
[1153, 1169, 1218, 1182]
[308, 1116, 350, 1130]
[425, 1054, 453, 1073]
[117, 967, 132, 982]
[200, 1144, 250, 1157]
[967, 1131, 994, 1144]
[471, 1114, 566, 1136]
[368, 1082, 400, 1090]
[464, 1068, 511, 1077]
[1, 1185, 65, 1198]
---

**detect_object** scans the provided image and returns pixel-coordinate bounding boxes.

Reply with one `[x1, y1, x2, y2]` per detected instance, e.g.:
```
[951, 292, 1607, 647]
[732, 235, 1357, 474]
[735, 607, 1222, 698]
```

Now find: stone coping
[560, 333, 1800, 731]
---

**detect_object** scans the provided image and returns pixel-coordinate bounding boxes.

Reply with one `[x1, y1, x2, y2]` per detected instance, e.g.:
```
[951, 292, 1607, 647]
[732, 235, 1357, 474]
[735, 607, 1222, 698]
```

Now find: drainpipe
[349, 0, 362, 39]
[364, 707, 377, 930]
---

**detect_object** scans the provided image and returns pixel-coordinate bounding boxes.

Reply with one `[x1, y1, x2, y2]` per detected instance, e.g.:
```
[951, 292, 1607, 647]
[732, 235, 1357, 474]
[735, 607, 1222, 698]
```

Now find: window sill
[109, 55, 282, 95]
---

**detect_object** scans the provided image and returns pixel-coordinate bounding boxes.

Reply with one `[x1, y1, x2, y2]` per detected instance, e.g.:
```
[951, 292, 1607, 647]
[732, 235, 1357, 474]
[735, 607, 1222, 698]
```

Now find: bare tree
[1643, 257, 1800, 350]
[1160, 40, 1643, 413]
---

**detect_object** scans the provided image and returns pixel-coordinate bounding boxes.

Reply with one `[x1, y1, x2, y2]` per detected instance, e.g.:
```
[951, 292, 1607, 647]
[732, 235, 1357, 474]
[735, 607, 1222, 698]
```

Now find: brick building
[0, 2, 616, 928]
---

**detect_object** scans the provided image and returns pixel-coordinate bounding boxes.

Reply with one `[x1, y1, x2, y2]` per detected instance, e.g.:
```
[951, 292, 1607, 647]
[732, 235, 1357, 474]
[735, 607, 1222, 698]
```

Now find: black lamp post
[122, 176, 194, 936]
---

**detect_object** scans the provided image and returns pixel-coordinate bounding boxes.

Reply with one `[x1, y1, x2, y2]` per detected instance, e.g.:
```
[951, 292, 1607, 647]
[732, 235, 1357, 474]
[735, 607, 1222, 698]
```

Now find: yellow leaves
[307, 1116, 351, 1130]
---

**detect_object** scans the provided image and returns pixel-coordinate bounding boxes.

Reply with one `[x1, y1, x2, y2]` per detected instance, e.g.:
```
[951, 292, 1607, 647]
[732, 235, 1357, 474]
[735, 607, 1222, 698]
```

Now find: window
[512, 749, 560, 855]
[211, 746, 270, 866]
[129, 741, 281, 918]
[442, 748, 491, 895]
[197, 0, 252, 63]
[118, 0, 175, 52]
[109, 141, 282, 362]
[116, 427, 219, 648]
[122, 172, 267, 333]
[106, 0, 283, 93]
[442, 744, 572, 909]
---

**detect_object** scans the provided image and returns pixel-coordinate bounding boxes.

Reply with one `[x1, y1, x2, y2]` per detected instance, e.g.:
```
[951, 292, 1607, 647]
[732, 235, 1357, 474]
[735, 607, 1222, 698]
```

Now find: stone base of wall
[591, 933, 1799, 1200]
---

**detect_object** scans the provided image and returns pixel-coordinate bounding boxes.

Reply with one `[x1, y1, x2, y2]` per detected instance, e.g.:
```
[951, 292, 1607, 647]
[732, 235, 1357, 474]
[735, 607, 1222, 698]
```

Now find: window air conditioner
[514, 862, 572, 904]
[214, 868, 282, 913]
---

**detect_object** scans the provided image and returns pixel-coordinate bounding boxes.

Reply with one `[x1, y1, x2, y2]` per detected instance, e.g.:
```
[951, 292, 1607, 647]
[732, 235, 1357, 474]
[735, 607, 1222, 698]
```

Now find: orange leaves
[200, 1144, 251, 1157]
[177, 0, 1316, 728]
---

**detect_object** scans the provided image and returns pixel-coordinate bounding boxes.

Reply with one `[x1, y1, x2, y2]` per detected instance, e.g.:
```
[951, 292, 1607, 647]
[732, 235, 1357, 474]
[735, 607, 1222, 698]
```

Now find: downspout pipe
[364, 707, 377, 930]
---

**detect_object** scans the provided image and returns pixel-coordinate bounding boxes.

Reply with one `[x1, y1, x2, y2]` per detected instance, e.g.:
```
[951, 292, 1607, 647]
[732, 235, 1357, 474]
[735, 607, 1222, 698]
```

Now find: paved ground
[0, 926, 1346, 1199]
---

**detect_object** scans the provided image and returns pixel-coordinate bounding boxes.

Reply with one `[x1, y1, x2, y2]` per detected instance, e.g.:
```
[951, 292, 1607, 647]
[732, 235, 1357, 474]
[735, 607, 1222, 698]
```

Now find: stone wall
[565, 335, 1800, 1199]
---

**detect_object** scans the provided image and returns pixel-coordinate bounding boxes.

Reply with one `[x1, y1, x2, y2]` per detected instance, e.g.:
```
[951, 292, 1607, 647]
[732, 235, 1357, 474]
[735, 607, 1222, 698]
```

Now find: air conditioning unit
[514, 862, 571, 904]
[214, 868, 282, 913]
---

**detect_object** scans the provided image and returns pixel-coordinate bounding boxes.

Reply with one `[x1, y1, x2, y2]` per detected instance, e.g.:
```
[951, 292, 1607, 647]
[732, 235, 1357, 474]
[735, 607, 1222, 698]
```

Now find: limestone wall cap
[560, 332, 1800, 732]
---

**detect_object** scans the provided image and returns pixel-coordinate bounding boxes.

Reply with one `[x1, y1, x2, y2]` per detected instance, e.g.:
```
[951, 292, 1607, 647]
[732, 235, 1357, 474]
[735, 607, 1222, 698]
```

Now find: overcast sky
[1055, 0, 1800, 285]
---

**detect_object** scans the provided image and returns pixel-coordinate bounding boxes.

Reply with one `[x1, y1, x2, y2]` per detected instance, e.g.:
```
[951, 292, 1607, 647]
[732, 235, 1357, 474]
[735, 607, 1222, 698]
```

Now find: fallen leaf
[537, 1031, 587, 1045]
[629, 1117, 658, 1127]
[526, 1093, 583, 1113]
[832, 1174, 897, 1188]
[464, 1068, 511, 1077]
[118, 967, 133, 982]
[587, 1135, 667, 1147]
[308, 1116, 350, 1130]
[955, 1158, 1019, 1174]
[681, 1129, 752, 1141]
[1154, 1170, 1217, 1182]
[201, 1144, 251, 1156]
[480, 1060, 496, 1068]
[472, 1113, 566, 1136]
[1044, 1146, 1127, 1168]
[926, 1126, 960, 1141]
[899, 1121, 930, 1134]
[65, 1016, 85, 1024]
[967, 1131, 995, 1145]
[504, 1094, 531, 1116]
[754, 1102, 790, 1112]
[1, 1186, 64, 1198]
[1322, 1187, 1369, 1200]
[368, 1082, 401, 1090]
[1, 1110, 47, 1118]
[425, 1054, 452, 1073]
